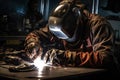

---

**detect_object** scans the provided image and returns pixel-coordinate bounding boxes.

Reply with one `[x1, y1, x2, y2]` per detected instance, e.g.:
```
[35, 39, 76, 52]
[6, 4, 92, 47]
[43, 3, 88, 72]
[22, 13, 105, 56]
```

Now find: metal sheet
[0, 64, 105, 80]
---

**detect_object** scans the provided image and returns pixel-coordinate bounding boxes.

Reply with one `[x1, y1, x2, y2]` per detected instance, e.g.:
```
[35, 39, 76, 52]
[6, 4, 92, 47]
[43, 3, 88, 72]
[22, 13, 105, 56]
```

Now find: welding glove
[24, 37, 42, 62]
[43, 49, 78, 66]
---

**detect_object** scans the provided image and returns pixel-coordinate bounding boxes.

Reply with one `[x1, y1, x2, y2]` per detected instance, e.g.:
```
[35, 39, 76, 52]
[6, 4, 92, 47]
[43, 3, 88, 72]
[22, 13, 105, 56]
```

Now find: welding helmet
[48, 0, 82, 42]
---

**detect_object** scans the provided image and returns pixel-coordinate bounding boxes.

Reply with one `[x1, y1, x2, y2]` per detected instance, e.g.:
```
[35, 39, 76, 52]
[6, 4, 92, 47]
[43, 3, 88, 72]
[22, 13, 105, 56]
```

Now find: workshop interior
[0, 0, 120, 80]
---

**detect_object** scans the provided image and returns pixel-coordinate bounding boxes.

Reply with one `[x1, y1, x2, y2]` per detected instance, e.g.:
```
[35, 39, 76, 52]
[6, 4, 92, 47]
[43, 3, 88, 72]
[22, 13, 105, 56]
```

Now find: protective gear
[24, 33, 42, 61]
[43, 49, 65, 65]
[48, 0, 81, 42]
[43, 49, 78, 66]
[24, 0, 117, 69]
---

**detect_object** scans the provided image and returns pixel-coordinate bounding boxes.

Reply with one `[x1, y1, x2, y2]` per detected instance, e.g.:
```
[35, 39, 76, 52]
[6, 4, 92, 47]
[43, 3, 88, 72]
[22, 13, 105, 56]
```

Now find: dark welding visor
[48, 3, 77, 40]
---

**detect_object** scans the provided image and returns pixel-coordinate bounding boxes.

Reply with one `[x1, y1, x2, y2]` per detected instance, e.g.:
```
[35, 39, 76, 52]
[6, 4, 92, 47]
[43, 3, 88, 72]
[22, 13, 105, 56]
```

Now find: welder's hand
[26, 44, 42, 61]
[43, 49, 78, 66]
[43, 49, 65, 66]
[25, 38, 42, 62]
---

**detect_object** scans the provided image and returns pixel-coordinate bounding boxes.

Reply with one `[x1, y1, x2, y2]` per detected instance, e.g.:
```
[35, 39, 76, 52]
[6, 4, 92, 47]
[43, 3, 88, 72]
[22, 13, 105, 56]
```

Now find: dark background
[0, 0, 120, 46]
[0, 0, 120, 79]
[0, 0, 120, 36]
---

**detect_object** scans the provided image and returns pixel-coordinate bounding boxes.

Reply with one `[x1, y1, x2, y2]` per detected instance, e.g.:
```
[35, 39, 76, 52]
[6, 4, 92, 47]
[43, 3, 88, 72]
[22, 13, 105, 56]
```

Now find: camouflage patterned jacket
[25, 5, 117, 69]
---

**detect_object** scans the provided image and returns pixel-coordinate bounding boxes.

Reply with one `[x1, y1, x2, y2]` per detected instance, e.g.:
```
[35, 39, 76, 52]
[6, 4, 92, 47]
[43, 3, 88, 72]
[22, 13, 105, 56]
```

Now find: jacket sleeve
[24, 25, 55, 55]
[90, 16, 114, 67]
[59, 16, 116, 68]
[78, 17, 115, 68]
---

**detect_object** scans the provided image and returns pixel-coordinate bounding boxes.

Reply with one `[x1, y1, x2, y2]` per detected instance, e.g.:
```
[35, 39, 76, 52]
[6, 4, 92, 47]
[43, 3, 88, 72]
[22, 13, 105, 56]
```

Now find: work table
[0, 64, 106, 80]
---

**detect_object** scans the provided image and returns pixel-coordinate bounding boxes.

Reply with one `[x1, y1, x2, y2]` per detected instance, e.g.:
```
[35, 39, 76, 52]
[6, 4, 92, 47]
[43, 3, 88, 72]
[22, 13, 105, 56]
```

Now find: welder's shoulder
[90, 14, 110, 25]
[89, 14, 112, 30]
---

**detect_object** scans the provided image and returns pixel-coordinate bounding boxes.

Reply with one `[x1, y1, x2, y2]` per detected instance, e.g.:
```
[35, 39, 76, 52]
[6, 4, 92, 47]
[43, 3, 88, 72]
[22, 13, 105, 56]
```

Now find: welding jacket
[24, 6, 117, 69]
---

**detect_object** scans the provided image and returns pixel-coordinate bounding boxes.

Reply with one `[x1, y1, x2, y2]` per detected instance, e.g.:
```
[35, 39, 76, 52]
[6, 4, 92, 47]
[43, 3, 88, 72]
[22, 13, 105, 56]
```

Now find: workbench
[0, 64, 107, 80]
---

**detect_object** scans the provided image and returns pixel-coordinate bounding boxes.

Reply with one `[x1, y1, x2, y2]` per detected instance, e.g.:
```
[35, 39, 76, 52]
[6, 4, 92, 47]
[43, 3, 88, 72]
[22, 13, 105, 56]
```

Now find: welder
[24, 0, 119, 70]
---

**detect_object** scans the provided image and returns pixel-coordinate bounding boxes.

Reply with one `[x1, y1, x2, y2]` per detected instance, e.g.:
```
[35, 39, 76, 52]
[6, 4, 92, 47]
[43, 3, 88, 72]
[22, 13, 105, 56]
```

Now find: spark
[33, 57, 47, 72]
